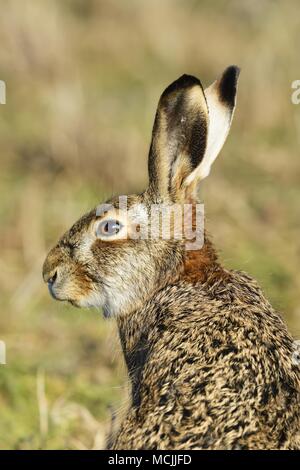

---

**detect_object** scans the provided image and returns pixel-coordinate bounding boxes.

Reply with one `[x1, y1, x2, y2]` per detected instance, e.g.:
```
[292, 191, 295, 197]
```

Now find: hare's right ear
[185, 66, 240, 187]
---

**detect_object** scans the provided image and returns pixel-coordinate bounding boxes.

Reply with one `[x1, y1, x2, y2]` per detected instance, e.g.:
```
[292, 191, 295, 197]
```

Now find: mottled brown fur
[113, 271, 300, 449]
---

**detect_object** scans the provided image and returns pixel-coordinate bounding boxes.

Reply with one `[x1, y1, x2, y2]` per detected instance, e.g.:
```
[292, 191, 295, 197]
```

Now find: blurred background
[0, 0, 300, 449]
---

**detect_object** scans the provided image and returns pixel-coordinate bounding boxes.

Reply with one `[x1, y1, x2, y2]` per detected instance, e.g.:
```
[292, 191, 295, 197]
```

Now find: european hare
[43, 66, 300, 449]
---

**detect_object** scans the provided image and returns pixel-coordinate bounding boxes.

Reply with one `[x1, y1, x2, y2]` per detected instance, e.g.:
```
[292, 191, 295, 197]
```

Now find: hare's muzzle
[44, 269, 58, 297]
[43, 247, 67, 301]
[43, 266, 61, 300]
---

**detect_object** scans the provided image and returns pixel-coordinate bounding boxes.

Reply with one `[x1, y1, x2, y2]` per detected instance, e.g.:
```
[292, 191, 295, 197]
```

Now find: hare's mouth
[47, 274, 73, 303]
[47, 282, 67, 302]
[48, 282, 89, 308]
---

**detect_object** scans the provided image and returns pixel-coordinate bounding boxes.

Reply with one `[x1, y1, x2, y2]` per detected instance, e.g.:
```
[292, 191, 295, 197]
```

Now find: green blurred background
[0, 0, 299, 449]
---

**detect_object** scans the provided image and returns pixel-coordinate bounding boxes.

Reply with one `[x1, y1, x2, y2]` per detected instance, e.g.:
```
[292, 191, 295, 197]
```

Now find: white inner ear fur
[184, 79, 235, 187]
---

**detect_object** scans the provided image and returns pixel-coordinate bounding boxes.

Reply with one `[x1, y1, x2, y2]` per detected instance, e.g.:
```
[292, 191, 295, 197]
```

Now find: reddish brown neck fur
[182, 234, 222, 284]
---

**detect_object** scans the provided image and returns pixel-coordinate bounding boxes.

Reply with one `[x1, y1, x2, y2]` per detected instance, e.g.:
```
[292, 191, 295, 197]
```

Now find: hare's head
[43, 66, 240, 317]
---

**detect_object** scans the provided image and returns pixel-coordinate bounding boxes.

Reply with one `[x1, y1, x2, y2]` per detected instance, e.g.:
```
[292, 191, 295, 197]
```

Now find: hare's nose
[47, 270, 58, 286]
[44, 268, 60, 299]
[43, 267, 58, 285]
[43, 245, 62, 284]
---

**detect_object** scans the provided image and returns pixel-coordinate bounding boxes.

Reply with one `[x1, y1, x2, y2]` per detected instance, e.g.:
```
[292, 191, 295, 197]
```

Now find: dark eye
[96, 219, 123, 237]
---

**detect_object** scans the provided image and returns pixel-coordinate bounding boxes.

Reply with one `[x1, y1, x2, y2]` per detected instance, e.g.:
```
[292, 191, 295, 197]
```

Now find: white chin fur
[78, 286, 139, 318]
[77, 290, 106, 309]
[76, 289, 121, 318]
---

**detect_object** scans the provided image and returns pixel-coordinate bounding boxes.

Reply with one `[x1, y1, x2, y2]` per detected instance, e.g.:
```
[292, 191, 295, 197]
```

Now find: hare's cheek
[72, 267, 96, 293]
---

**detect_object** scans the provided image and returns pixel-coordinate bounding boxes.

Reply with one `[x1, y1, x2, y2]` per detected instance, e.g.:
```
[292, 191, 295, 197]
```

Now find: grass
[0, 0, 300, 449]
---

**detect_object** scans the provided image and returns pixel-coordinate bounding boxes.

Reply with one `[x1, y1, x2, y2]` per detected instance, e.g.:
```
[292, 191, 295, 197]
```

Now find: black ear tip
[161, 74, 201, 99]
[177, 74, 201, 87]
[219, 65, 240, 107]
[225, 65, 241, 79]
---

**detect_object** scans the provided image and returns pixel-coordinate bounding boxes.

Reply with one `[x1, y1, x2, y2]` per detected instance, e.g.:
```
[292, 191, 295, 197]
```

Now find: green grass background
[0, 0, 300, 449]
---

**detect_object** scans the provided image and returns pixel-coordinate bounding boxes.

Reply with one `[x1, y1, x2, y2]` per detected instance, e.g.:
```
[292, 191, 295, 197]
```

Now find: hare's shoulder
[128, 274, 300, 451]
[149, 271, 300, 396]
[150, 270, 295, 356]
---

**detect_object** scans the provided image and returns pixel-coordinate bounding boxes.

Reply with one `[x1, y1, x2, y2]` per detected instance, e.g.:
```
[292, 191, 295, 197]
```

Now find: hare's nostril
[48, 270, 58, 285]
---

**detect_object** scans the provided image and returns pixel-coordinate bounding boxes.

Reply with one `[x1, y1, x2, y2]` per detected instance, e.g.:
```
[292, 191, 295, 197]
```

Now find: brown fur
[183, 238, 225, 284]
[110, 265, 300, 449]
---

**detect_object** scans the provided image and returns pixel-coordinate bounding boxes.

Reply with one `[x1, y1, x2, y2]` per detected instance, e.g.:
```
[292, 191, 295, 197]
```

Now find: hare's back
[129, 276, 300, 449]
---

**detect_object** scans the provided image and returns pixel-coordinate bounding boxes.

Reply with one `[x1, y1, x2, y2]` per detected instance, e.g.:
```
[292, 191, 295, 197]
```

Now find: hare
[43, 66, 300, 449]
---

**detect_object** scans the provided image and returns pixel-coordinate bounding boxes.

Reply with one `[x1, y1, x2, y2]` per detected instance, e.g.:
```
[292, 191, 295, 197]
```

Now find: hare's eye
[96, 219, 123, 238]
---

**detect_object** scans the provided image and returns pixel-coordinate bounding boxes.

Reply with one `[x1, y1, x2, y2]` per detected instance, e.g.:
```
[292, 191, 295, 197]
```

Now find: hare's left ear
[148, 74, 209, 202]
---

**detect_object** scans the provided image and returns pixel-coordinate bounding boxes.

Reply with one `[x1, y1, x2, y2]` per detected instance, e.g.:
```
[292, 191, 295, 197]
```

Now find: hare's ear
[148, 74, 209, 202]
[184, 66, 240, 191]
